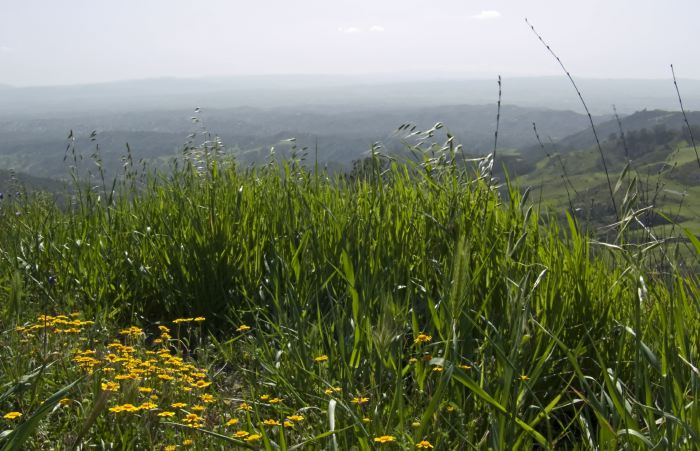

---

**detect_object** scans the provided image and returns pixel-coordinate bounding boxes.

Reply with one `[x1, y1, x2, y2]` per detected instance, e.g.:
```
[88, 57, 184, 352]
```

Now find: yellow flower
[164, 446, 176, 451]
[173, 318, 194, 324]
[233, 430, 250, 438]
[259, 394, 270, 401]
[374, 435, 396, 443]
[59, 398, 71, 407]
[458, 364, 472, 370]
[286, 415, 304, 422]
[119, 326, 143, 337]
[138, 387, 154, 393]
[191, 405, 205, 412]
[314, 354, 329, 362]
[414, 334, 432, 344]
[245, 434, 262, 442]
[262, 419, 281, 427]
[158, 374, 175, 381]
[416, 440, 434, 449]
[432, 366, 443, 372]
[171, 402, 187, 409]
[194, 317, 206, 322]
[236, 324, 251, 332]
[351, 396, 369, 405]
[408, 357, 418, 364]
[238, 402, 253, 411]
[191, 380, 211, 389]
[3, 411, 22, 420]
[519, 374, 530, 382]
[284, 421, 294, 428]
[182, 439, 194, 446]
[269, 397, 282, 404]
[200, 394, 215, 403]
[158, 411, 176, 417]
[225, 418, 239, 426]
[109, 403, 139, 413]
[139, 402, 158, 410]
[101, 381, 120, 392]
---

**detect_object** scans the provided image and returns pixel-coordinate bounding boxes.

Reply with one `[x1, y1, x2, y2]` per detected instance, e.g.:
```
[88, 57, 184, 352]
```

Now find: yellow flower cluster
[15, 314, 94, 335]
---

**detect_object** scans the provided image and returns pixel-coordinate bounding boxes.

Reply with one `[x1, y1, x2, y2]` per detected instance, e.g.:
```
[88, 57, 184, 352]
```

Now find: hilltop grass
[0, 154, 698, 449]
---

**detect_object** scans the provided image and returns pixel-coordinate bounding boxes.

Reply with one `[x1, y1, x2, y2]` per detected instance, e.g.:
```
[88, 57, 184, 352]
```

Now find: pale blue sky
[1, 0, 698, 86]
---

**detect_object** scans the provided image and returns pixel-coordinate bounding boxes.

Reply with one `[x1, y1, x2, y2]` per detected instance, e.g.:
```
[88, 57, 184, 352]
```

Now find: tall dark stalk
[526, 19, 619, 222]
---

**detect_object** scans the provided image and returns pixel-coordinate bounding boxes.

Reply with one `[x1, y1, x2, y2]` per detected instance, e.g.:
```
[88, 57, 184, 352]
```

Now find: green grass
[0, 153, 698, 449]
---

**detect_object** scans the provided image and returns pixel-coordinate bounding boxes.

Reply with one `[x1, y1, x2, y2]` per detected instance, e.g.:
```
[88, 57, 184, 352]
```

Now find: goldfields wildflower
[191, 380, 211, 389]
[416, 440, 434, 449]
[233, 431, 250, 438]
[182, 439, 194, 446]
[138, 387, 154, 393]
[284, 421, 294, 428]
[171, 402, 187, 409]
[173, 318, 194, 324]
[314, 354, 329, 363]
[139, 402, 158, 410]
[259, 394, 270, 401]
[3, 412, 22, 420]
[238, 402, 253, 411]
[374, 435, 396, 443]
[414, 334, 432, 344]
[59, 398, 71, 407]
[351, 396, 369, 405]
[101, 381, 120, 392]
[158, 411, 176, 417]
[194, 317, 206, 322]
[236, 324, 251, 332]
[269, 397, 282, 404]
[262, 419, 281, 426]
[286, 415, 304, 422]
[119, 326, 143, 337]
[432, 366, 444, 372]
[245, 434, 262, 442]
[191, 405, 205, 412]
[164, 446, 176, 451]
[225, 418, 239, 426]
[109, 403, 139, 413]
[200, 394, 215, 403]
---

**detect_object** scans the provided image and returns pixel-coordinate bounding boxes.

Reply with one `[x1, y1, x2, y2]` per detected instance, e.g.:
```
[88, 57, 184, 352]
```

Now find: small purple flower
[48, 275, 57, 286]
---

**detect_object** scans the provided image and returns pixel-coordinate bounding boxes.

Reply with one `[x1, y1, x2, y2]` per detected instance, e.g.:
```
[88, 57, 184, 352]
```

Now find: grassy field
[0, 153, 698, 449]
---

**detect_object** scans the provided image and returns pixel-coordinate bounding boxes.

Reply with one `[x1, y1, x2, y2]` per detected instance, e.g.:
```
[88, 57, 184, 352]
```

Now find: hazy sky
[1, 0, 698, 86]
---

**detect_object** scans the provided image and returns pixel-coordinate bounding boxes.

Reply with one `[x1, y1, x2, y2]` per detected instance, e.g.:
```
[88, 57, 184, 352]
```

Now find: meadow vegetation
[0, 141, 698, 449]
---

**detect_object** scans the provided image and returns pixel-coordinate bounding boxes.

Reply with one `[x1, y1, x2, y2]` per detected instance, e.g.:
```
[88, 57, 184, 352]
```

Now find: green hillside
[0, 153, 697, 449]
[518, 117, 700, 235]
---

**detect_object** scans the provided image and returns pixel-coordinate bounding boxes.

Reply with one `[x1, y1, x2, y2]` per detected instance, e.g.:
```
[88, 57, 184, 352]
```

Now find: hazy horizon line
[3, 72, 699, 89]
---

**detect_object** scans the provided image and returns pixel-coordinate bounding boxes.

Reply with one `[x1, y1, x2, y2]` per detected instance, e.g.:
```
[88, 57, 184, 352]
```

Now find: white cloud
[369, 25, 385, 33]
[472, 10, 501, 20]
[338, 26, 362, 34]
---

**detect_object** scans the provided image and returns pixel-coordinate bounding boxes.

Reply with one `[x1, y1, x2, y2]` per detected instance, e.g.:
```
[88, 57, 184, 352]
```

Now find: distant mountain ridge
[547, 109, 700, 151]
[2, 76, 700, 117]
